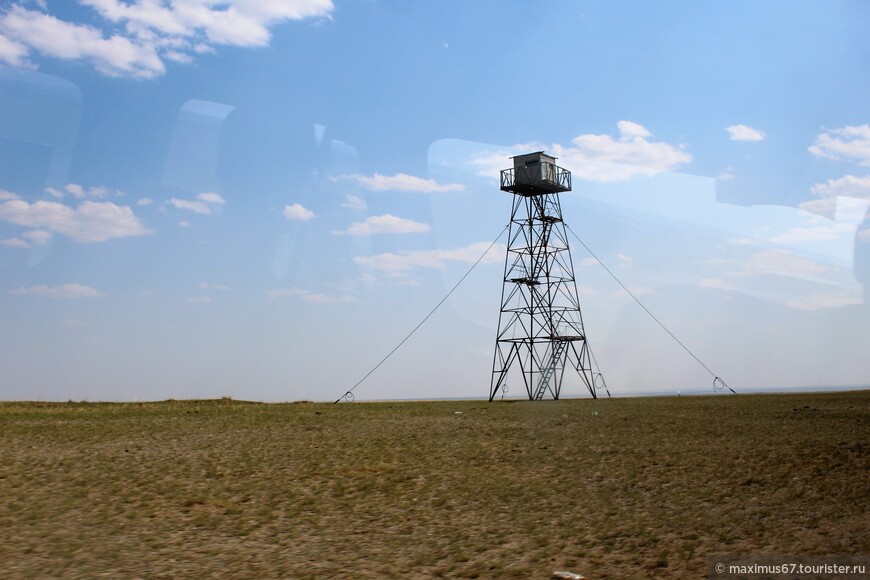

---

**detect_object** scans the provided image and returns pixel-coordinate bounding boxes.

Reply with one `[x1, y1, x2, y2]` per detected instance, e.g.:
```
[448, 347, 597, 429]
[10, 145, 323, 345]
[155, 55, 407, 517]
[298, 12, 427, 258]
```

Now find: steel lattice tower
[490, 152, 600, 401]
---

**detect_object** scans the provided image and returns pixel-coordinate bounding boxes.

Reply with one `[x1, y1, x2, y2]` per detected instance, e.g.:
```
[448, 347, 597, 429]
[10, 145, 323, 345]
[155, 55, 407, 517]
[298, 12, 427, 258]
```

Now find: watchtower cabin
[500, 151, 571, 196]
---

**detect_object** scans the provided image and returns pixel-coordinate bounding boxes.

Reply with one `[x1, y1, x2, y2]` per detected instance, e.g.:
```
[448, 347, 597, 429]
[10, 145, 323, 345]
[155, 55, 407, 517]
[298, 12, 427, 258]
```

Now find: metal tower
[490, 152, 600, 401]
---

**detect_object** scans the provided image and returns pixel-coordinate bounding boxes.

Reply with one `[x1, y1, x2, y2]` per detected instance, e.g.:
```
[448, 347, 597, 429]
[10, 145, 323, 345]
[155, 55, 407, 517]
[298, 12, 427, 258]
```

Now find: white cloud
[0, 199, 151, 243]
[0, 189, 20, 201]
[0, 29, 29, 67]
[333, 214, 431, 236]
[800, 175, 870, 218]
[283, 203, 316, 221]
[470, 122, 691, 183]
[185, 296, 213, 304]
[554, 121, 691, 181]
[616, 253, 633, 264]
[726, 124, 766, 142]
[85, 0, 333, 45]
[23, 229, 52, 245]
[197, 192, 225, 204]
[199, 282, 230, 290]
[810, 174, 870, 199]
[0, 2, 333, 78]
[137, 198, 153, 206]
[798, 198, 838, 219]
[354, 241, 505, 274]
[266, 287, 306, 299]
[9, 283, 102, 298]
[266, 287, 353, 303]
[787, 292, 862, 311]
[815, 197, 869, 223]
[300, 293, 354, 304]
[809, 125, 870, 166]
[335, 173, 466, 193]
[579, 257, 599, 266]
[178, 220, 190, 228]
[43, 184, 113, 199]
[0, 5, 165, 78]
[168, 199, 210, 213]
[341, 194, 367, 210]
[716, 169, 735, 182]
[769, 223, 855, 244]
[164, 50, 193, 64]
[731, 250, 830, 279]
[168, 193, 225, 215]
[616, 120, 650, 139]
[1, 237, 29, 248]
[66, 183, 109, 199]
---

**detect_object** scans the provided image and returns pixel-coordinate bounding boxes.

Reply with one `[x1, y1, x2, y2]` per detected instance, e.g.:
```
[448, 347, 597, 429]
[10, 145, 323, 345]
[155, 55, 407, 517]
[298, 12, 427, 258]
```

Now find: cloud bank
[354, 241, 505, 274]
[809, 125, 870, 166]
[334, 173, 466, 193]
[470, 121, 692, 183]
[333, 214, 431, 236]
[0, 1, 334, 78]
[0, 197, 151, 243]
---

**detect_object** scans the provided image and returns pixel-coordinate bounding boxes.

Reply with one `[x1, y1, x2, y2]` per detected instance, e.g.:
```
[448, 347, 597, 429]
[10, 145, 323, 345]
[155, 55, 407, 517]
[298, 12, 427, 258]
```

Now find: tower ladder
[534, 340, 568, 400]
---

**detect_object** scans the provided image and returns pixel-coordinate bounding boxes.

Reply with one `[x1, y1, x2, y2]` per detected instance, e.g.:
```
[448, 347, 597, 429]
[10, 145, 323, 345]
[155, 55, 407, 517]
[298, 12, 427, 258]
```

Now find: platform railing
[500, 162, 571, 192]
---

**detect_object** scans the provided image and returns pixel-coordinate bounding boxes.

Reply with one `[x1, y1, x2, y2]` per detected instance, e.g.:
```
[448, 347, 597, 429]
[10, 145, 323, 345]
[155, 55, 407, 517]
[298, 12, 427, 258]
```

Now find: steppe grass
[0, 391, 867, 578]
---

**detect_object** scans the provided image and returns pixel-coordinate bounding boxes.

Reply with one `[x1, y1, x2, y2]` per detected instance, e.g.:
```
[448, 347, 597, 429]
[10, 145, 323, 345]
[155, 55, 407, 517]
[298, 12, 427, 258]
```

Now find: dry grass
[0, 391, 867, 578]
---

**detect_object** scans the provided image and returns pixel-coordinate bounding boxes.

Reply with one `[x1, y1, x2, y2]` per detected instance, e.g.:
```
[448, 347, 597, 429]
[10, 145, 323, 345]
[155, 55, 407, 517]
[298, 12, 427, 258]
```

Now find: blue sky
[1, 0, 869, 402]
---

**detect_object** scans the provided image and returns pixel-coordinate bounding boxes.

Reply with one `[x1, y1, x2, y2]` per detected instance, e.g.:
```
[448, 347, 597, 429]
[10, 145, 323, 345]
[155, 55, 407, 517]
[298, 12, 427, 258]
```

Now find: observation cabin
[500, 151, 572, 196]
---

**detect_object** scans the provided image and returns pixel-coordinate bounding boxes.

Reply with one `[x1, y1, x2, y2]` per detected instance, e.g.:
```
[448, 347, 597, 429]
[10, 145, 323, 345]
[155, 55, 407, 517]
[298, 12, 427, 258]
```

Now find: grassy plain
[0, 391, 867, 578]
